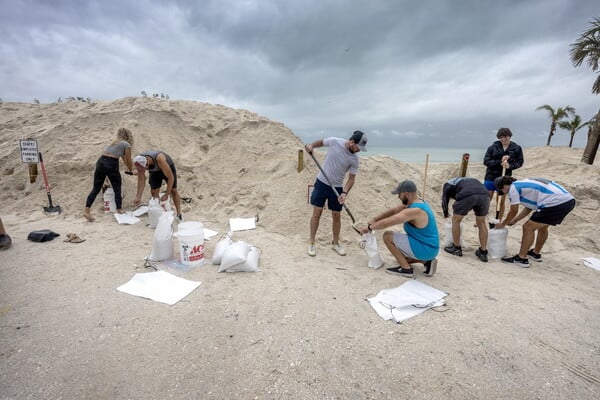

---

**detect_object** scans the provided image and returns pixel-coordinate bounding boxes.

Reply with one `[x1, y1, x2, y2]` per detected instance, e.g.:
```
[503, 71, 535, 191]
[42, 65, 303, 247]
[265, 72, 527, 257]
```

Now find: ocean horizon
[364, 146, 485, 163]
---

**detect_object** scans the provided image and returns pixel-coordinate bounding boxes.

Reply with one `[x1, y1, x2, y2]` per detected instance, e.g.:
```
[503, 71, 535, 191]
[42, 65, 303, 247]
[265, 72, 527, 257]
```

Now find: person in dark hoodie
[483, 128, 524, 220]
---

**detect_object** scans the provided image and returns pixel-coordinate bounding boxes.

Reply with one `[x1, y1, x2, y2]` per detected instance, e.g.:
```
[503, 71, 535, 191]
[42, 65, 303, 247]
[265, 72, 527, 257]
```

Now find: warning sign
[19, 139, 39, 163]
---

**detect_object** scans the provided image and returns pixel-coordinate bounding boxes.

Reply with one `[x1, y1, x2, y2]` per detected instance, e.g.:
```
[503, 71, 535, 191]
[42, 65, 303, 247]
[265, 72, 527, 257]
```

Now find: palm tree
[570, 16, 600, 164]
[557, 114, 589, 147]
[535, 105, 575, 146]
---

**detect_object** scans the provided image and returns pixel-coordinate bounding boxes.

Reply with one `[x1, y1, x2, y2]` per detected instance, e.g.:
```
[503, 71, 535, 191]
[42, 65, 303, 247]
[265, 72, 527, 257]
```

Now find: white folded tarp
[117, 270, 201, 305]
[132, 206, 148, 217]
[368, 280, 447, 324]
[229, 217, 256, 232]
[582, 257, 600, 272]
[114, 212, 140, 225]
[203, 227, 219, 240]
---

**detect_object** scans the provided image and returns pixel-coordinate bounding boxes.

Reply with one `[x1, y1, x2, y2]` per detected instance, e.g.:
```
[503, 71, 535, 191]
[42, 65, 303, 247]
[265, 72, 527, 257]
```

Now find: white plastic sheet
[368, 280, 448, 324]
[117, 270, 201, 305]
[229, 217, 256, 232]
[582, 257, 600, 272]
[114, 212, 141, 225]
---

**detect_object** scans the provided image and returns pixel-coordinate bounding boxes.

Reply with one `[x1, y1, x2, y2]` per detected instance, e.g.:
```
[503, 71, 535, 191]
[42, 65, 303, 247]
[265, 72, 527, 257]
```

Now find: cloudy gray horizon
[1, 0, 598, 149]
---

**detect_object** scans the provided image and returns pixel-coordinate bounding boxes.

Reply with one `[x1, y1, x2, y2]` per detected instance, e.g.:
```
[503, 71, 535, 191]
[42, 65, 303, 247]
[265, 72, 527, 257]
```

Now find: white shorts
[392, 232, 416, 259]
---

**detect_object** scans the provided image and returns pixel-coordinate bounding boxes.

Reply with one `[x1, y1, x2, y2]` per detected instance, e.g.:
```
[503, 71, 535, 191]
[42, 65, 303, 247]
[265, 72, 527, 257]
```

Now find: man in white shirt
[495, 176, 575, 267]
[304, 131, 367, 257]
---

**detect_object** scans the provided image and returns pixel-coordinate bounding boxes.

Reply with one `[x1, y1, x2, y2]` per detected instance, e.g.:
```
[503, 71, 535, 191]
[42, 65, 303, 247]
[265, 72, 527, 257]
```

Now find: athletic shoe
[386, 266, 414, 277]
[527, 249, 542, 262]
[307, 243, 316, 257]
[423, 259, 437, 277]
[444, 243, 463, 256]
[501, 254, 530, 267]
[331, 242, 346, 256]
[475, 248, 488, 263]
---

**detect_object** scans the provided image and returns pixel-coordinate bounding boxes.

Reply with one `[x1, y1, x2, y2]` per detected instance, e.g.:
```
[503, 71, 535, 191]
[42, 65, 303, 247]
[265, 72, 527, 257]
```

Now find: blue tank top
[404, 202, 440, 260]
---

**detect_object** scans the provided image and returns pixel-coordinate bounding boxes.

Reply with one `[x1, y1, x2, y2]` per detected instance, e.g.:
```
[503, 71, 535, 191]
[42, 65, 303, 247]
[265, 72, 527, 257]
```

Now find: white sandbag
[443, 220, 467, 247]
[225, 246, 260, 272]
[363, 233, 384, 269]
[488, 227, 508, 258]
[147, 197, 163, 229]
[218, 241, 250, 272]
[211, 236, 233, 265]
[148, 211, 174, 261]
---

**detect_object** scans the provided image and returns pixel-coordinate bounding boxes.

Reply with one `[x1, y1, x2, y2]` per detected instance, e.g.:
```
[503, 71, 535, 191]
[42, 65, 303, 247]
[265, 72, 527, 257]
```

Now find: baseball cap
[349, 130, 368, 151]
[133, 155, 147, 168]
[391, 180, 417, 194]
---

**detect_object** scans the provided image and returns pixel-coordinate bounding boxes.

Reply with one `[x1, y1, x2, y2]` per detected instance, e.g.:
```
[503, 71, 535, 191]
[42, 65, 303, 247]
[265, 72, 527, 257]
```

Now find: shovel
[306, 150, 361, 235]
[39, 152, 61, 215]
[489, 167, 506, 229]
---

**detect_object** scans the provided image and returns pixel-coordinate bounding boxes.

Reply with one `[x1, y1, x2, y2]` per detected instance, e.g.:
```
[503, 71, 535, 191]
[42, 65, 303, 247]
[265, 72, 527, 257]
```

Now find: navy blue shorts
[483, 179, 496, 192]
[149, 164, 178, 190]
[530, 198, 575, 226]
[310, 179, 343, 212]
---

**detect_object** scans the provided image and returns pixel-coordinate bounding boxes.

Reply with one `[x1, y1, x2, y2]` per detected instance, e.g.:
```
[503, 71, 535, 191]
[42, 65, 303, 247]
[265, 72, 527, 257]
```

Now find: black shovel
[307, 150, 361, 235]
[39, 152, 61, 215]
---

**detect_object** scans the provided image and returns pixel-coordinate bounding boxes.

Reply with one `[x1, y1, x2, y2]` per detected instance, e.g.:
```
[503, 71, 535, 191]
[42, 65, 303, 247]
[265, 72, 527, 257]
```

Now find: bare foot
[117, 209, 125, 214]
[83, 210, 95, 222]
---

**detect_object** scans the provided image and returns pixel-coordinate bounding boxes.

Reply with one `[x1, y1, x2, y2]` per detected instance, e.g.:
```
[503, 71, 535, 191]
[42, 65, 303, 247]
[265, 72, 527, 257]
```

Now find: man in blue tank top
[361, 180, 440, 278]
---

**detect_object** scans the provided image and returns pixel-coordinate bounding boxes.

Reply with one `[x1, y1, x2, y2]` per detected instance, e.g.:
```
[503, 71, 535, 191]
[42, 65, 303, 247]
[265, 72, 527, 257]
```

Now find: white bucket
[177, 221, 205, 266]
[488, 228, 508, 258]
[103, 187, 116, 213]
[443, 220, 466, 247]
[149, 211, 174, 261]
[147, 198, 163, 229]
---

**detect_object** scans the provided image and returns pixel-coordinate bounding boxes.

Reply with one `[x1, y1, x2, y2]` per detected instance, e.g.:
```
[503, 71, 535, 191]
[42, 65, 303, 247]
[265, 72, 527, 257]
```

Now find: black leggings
[85, 156, 123, 209]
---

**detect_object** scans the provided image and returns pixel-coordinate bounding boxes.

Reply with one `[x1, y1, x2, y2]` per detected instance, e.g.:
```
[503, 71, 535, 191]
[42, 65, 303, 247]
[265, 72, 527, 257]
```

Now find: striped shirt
[508, 179, 574, 210]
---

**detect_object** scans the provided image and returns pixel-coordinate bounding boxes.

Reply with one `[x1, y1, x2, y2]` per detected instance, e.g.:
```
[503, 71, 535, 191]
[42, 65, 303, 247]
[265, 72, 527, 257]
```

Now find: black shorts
[148, 164, 178, 190]
[453, 194, 490, 217]
[530, 198, 575, 226]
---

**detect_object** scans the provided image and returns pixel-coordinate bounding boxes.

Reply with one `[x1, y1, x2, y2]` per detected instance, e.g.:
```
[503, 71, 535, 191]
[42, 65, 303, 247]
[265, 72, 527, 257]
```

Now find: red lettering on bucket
[191, 244, 204, 254]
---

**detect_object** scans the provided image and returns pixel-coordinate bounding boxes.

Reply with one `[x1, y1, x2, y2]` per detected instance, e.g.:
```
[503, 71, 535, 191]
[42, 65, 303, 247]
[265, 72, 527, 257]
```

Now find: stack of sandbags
[211, 236, 260, 272]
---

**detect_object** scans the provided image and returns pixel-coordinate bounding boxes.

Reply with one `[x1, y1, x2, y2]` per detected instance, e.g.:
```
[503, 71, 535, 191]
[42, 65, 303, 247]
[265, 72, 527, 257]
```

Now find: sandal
[64, 233, 85, 243]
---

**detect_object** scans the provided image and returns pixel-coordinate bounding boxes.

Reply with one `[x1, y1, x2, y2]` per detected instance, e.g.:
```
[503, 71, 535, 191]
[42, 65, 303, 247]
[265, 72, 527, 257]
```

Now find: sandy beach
[1, 97, 599, 399]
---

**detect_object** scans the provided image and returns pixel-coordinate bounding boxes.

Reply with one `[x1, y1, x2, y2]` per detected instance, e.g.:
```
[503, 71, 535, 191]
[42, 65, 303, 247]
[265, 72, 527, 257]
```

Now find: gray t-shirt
[317, 137, 360, 187]
[104, 141, 130, 157]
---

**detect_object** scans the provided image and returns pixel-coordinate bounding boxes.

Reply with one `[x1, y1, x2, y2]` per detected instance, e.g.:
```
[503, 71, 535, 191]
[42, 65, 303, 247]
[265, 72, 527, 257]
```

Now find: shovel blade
[44, 206, 62, 215]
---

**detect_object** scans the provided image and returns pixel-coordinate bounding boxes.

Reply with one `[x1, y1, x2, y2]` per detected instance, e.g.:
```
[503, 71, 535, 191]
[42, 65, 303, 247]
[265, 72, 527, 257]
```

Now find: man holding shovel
[304, 131, 367, 257]
[483, 128, 524, 221]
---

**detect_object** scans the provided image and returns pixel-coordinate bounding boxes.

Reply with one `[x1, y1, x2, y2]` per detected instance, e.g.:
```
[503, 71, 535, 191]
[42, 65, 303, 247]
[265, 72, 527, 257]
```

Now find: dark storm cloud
[0, 0, 597, 148]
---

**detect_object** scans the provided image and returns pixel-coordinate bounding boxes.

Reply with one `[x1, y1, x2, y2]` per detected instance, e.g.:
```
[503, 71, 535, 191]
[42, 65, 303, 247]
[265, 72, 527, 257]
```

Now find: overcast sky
[1, 0, 598, 148]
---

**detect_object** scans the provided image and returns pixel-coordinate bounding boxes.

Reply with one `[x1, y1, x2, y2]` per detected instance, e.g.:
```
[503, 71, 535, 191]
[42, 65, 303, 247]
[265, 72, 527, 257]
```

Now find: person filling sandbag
[361, 180, 439, 278]
[441, 177, 490, 262]
[494, 176, 576, 267]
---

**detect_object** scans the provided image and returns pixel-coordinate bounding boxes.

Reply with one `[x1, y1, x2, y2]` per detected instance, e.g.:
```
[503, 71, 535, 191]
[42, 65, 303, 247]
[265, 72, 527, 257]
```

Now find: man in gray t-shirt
[304, 130, 367, 257]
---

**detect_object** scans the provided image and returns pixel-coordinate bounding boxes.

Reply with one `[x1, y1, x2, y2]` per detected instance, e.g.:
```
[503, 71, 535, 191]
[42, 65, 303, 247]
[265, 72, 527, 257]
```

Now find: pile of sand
[1, 97, 599, 399]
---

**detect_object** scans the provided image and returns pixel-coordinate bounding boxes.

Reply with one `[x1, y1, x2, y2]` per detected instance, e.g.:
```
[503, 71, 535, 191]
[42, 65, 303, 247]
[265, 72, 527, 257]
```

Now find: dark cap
[349, 130, 368, 151]
[391, 180, 417, 194]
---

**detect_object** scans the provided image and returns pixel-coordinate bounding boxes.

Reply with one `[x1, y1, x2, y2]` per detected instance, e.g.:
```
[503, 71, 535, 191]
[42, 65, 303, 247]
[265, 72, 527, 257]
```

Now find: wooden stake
[422, 153, 430, 200]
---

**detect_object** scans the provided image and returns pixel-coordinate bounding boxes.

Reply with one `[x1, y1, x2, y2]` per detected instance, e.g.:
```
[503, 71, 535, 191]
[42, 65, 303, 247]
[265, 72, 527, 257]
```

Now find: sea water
[364, 146, 486, 163]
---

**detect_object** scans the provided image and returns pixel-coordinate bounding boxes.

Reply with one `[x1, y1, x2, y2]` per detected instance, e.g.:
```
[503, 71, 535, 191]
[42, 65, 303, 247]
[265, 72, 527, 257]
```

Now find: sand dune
[1, 97, 599, 399]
